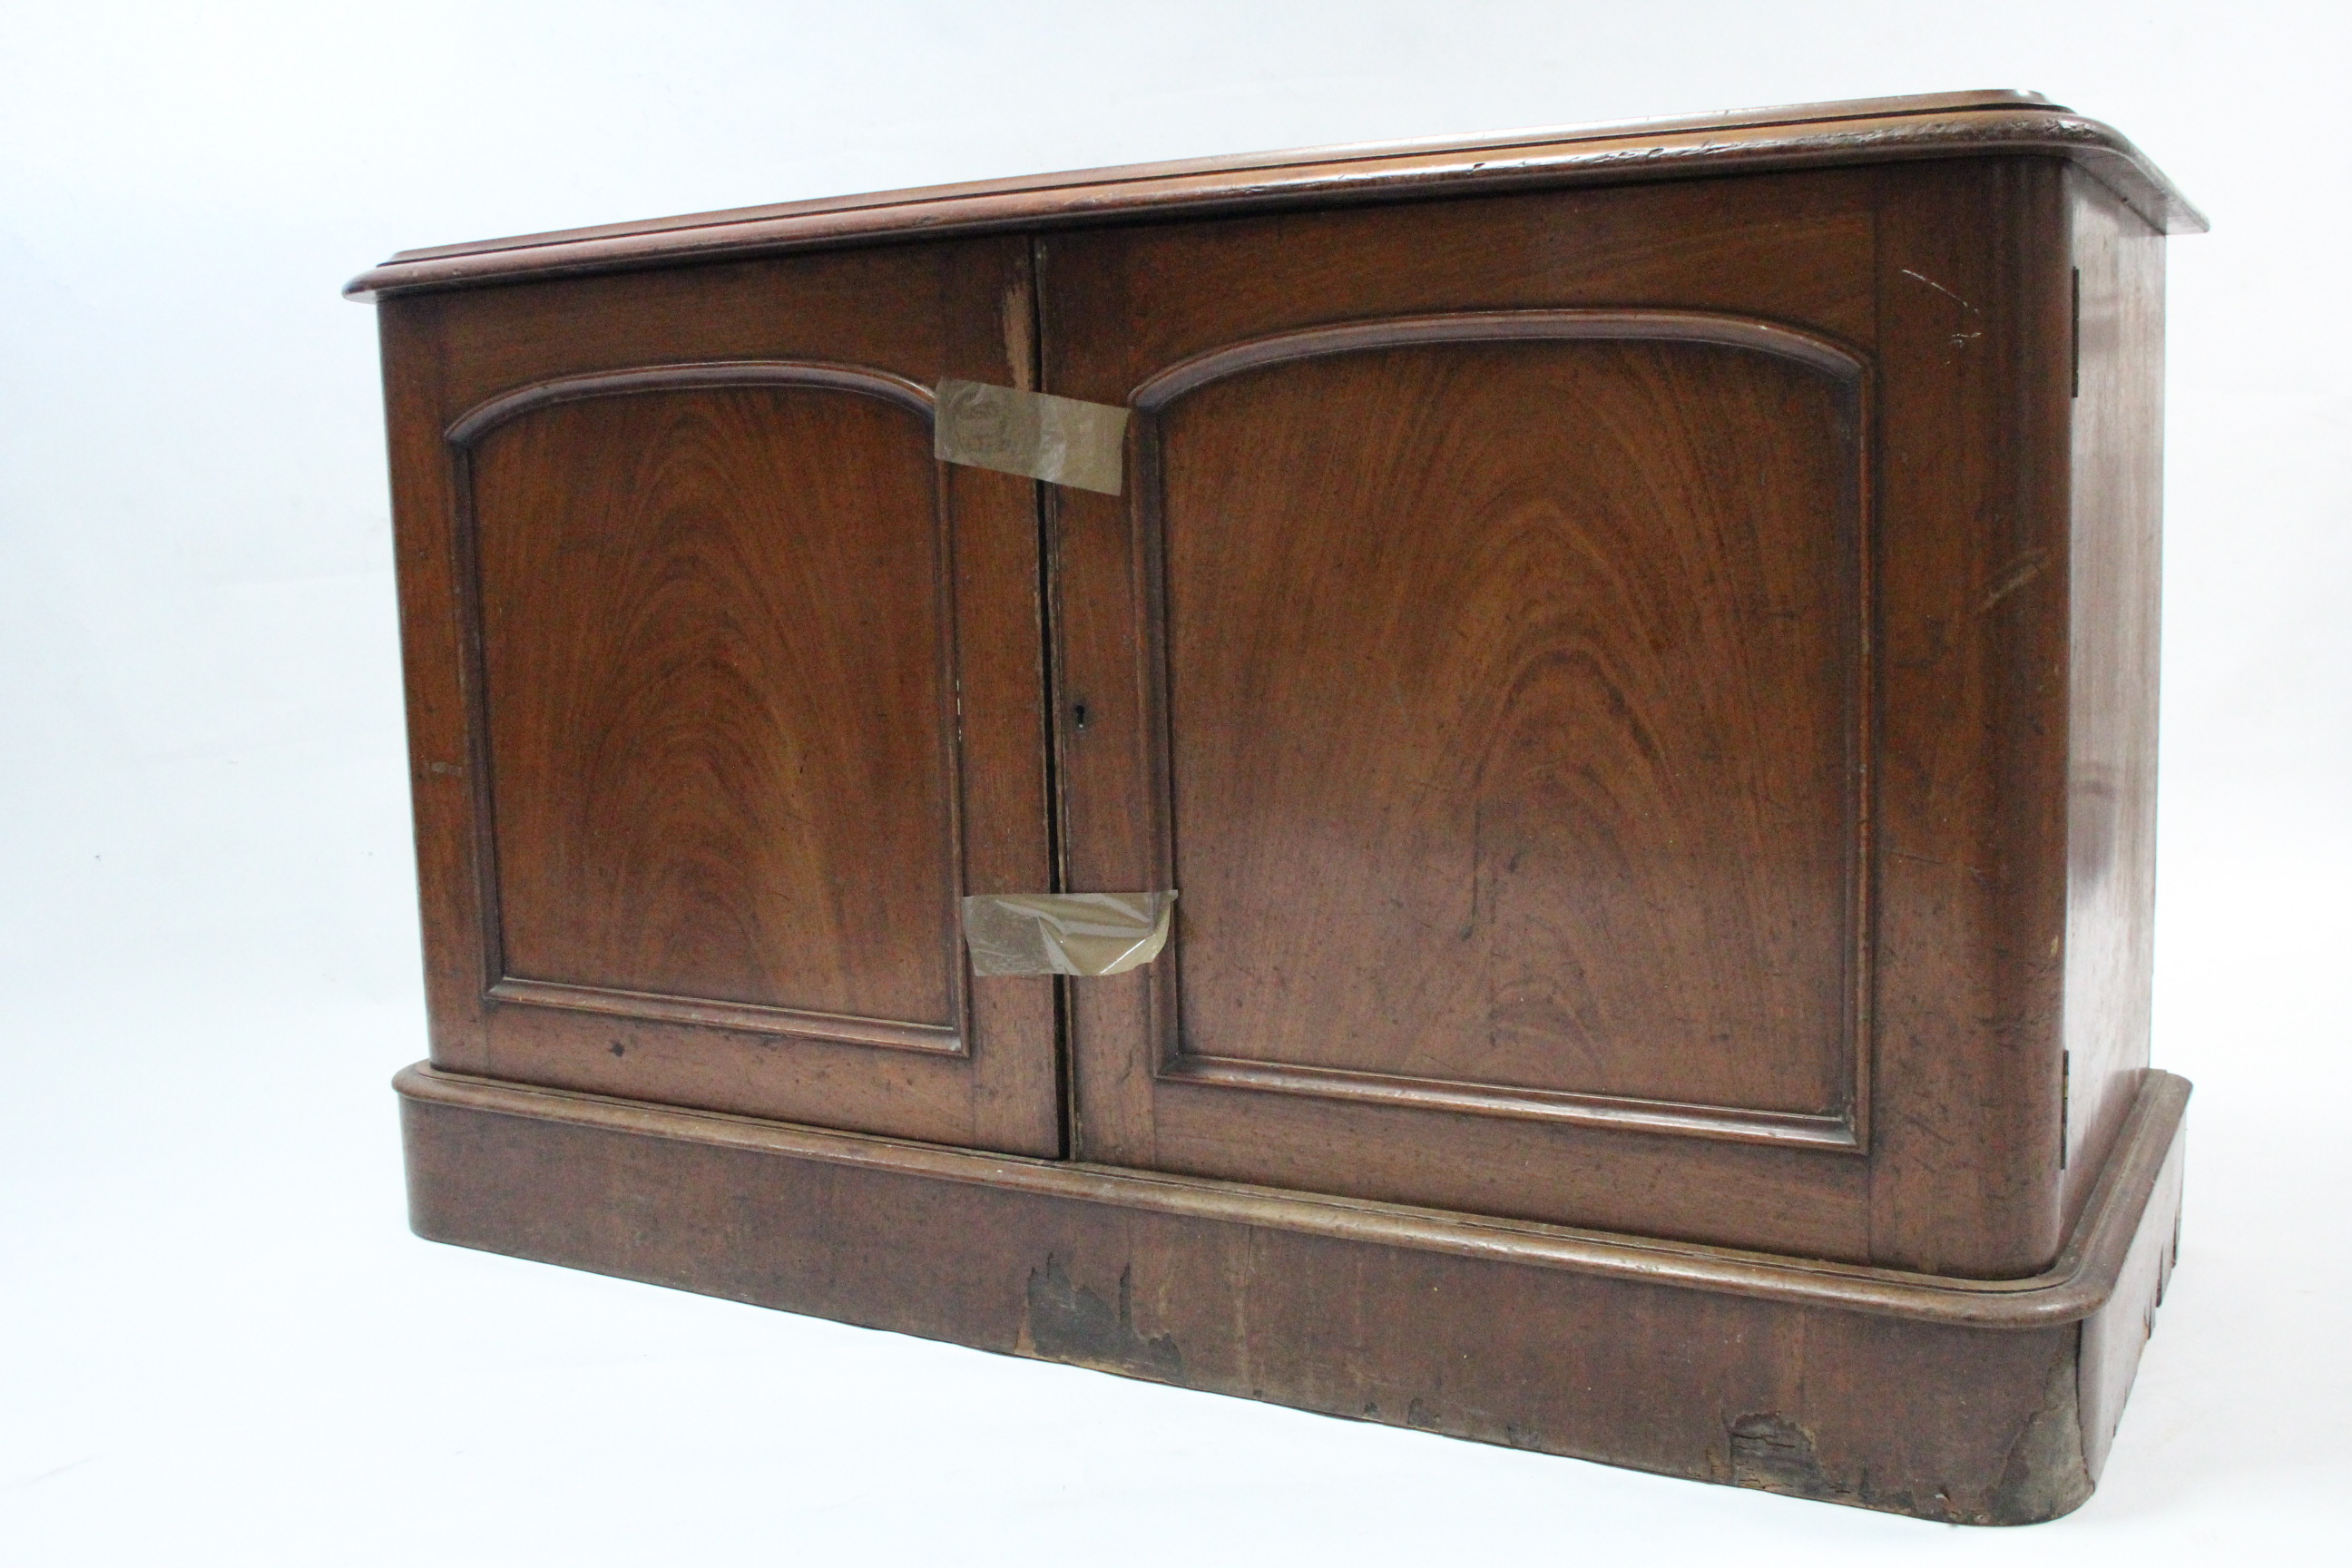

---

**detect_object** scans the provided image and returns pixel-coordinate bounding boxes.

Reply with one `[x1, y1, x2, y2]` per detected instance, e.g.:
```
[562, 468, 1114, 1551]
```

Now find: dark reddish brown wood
[395, 1062, 2188, 1524]
[1139, 318, 1867, 1147]
[344, 91, 2201, 302]
[1044, 162, 2112, 1275]
[1046, 172, 1885, 1259]
[358, 91, 2198, 1519]
[1857, 157, 2080, 1278]
[378, 238, 1062, 1154]
[468, 370, 961, 1041]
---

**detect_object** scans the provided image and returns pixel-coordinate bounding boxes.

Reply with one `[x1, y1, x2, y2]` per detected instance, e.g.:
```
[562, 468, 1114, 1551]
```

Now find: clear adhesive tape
[962, 891, 1176, 977]
[935, 378, 1129, 495]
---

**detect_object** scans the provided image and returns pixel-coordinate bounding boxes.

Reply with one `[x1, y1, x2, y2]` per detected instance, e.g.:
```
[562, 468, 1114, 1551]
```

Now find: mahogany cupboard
[351, 90, 2200, 1522]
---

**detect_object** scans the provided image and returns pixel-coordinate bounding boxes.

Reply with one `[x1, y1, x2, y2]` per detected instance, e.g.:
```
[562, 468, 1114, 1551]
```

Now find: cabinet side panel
[2061, 173, 2167, 1223]
[2076, 1115, 2182, 1481]
[380, 299, 493, 1073]
[1867, 160, 2074, 1277]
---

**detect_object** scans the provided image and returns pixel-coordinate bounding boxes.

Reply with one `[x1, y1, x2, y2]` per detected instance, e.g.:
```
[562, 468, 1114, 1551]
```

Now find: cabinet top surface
[347, 89, 2203, 301]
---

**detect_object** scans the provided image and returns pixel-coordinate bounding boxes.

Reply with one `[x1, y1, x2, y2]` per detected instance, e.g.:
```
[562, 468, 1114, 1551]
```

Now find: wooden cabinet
[358, 90, 2200, 1522]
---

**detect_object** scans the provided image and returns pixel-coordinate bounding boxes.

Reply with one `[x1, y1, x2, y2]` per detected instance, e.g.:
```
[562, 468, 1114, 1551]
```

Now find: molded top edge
[346, 90, 2205, 302]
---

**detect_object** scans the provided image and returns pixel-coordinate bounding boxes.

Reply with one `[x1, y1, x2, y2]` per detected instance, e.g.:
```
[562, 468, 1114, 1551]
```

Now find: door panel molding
[446, 359, 935, 443]
[485, 977, 963, 1054]
[446, 361, 970, 1058]
[1128, 310, 1874, 1152]
[1130, 309, 1867, 408]
[1157, 1056, 1862, 1148]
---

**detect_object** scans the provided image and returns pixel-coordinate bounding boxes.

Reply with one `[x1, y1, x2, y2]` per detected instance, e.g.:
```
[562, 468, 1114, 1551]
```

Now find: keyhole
[1071, 702, 1091, 732]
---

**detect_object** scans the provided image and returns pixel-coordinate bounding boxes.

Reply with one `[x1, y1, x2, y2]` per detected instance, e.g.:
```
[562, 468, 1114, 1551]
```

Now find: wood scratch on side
[1978, 548, 2051, 614]
[1900, 268, 1980, 313]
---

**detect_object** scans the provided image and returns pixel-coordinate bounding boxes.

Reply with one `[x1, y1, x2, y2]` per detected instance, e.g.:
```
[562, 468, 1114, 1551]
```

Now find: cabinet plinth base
[396, 1063, 2187, 1524]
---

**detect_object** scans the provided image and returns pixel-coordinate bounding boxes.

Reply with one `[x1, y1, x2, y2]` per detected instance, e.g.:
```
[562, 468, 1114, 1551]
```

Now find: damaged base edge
[396, 1064, 2186, 1525]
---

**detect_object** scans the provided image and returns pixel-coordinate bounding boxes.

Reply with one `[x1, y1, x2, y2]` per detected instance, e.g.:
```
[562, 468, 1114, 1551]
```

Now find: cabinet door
[1044, 167, 2074, 1268]
[384, 238, 1061, 1155]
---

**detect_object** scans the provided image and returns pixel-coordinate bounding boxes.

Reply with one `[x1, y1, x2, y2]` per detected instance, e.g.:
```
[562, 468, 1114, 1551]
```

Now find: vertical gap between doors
[1027, 234, 1078, 1161]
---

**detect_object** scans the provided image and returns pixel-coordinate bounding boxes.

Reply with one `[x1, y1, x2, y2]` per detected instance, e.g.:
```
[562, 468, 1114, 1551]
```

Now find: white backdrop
[3, 3, 2345, 1563]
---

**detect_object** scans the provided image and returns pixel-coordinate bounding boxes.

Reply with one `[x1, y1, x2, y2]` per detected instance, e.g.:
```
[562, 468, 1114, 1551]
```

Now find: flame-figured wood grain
[1146, 328, 1864, 1130]
[358, 99, 2197, 1511]
[379, 237, 1060, 1154]
[1046, 176, 1891, 1250]
[1047, 164, 2100, 1270]
[469, 381, 959, 1029]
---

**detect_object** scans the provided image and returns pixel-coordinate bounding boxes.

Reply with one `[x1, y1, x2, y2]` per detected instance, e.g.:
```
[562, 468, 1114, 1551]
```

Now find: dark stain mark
[1891, 615, 1952, 672]
[1503, 1423, 1544, 1451]
[1024, 1255, 1183, 1383]
[1729, 1377, 2092, 1526]
[1406, 1397, 1441, 1429]
[609, 1040, 626, 1057]
[1989, 1356, 2093, 1524]
[1730, 1414, 1848, 1501]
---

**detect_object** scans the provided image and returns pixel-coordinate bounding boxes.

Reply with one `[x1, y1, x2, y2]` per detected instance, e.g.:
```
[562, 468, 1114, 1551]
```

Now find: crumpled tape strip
[962, 891, 1176, 976]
